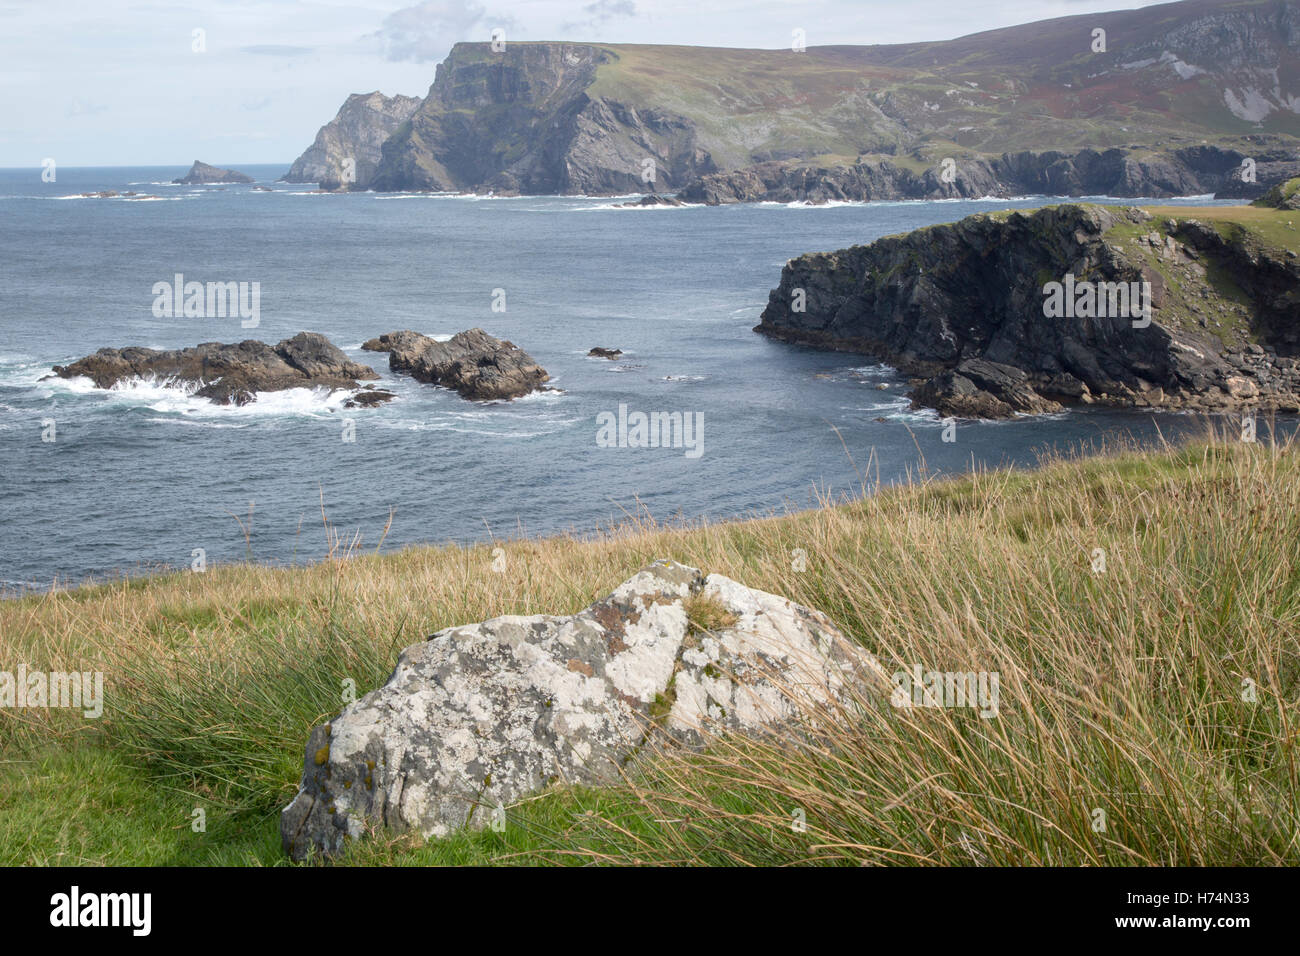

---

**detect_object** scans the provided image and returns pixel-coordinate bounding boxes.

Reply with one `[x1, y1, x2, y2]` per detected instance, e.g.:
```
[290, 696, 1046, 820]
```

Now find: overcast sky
[1, 0, 1172, 168]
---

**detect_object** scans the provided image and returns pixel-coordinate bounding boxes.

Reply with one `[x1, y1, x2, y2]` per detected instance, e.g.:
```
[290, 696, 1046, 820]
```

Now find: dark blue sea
[0, 165, 1273, 589]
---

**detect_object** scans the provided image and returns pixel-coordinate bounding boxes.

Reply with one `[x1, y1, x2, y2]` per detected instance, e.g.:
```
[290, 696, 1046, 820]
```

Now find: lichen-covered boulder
[280, 560, 882, 860]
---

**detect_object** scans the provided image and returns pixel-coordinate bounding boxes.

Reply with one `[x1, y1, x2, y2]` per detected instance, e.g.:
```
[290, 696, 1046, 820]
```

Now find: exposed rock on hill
[172, 161, 254, 185]
[1253, 177, 1300, 210]
[756, 204, 1300, 418]
[362, 328, 549, 400]
[281, 560, 884, 859]
[51, 332, 383, 406]
[282, 92, 421, 190]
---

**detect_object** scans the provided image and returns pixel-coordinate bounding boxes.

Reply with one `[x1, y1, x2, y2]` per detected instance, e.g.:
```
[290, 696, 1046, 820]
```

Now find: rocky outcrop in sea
[281, 560, 884, 860]
[756, 204, 1300, 418]
[362, 328, 549, 401]
[172, 160, 254, 185]
[51, 332, 386, 406]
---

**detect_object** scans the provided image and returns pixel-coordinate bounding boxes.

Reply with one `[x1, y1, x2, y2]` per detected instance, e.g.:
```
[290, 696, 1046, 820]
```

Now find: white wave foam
[41, 373, 361, 418]
[578, 200, 705, 211]
[370, 191, 536, 202]
[0, 363, 59, 389]
[512, 388, 566, 402]
[846, 364, 897, 380]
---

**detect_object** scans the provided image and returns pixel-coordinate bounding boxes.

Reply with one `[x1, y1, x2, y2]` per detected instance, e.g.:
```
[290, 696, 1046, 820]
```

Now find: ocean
[0, 164, 1276, 589]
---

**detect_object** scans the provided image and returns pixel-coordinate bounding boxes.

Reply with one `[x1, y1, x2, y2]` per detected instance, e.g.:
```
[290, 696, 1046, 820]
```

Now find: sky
[0, 0, 1174, 168]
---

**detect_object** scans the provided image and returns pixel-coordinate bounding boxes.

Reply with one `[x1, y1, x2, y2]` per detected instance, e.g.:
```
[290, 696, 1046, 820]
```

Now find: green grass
[1137, 204, 1300, 251]
[1095, 202, 1300, 346]
[3, 429, 1299, 865]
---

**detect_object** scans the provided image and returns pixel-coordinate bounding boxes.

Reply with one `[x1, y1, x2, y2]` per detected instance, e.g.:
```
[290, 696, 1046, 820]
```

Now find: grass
[2, 427, 1298, 865]
[1135, 204, 1300, 252]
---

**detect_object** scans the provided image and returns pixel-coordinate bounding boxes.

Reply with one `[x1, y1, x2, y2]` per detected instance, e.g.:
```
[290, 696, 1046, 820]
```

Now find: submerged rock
[281, 560, 883, 860]
[172, 160, 254, 185]
[51, 332, 384, 406]
[362, 328, 549, 401]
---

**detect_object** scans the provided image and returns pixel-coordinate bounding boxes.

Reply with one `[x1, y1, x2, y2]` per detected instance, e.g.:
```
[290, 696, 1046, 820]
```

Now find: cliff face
[368, 43, 713, 194]
[681, 148, 1300, 204]
[756, 204, 1300, 417]
[282, 92, 421, 189]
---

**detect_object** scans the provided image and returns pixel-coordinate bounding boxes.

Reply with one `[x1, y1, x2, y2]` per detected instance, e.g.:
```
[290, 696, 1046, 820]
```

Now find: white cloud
[375, 0, 505, 63]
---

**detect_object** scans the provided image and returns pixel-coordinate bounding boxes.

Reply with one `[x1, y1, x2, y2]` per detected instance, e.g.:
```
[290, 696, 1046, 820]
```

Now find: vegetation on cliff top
[3, 428, 1297, 865]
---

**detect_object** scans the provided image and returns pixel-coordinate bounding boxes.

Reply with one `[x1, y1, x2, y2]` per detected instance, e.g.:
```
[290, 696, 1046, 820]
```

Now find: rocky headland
[51, 332, 387, 406]
[281, 92, 421, 190]
[756, 203, 1300, 419]
[362, 328, 550, 400]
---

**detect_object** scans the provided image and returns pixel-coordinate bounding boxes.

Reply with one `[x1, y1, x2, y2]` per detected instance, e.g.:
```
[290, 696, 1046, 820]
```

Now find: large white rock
[281, 560, 883, 859]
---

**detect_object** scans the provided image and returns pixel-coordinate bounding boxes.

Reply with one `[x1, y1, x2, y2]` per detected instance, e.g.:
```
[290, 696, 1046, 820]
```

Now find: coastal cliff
[290, 0, 1300, 198]
[680, 147, 1300, 205]
[367, 43, 712, 194]
[756, 203, 1300, 417]
[282, 92, 421, 189]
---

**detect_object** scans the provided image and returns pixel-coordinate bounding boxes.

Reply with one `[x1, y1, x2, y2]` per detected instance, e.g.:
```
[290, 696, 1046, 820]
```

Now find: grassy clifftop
[3, 431, 1297, 865]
